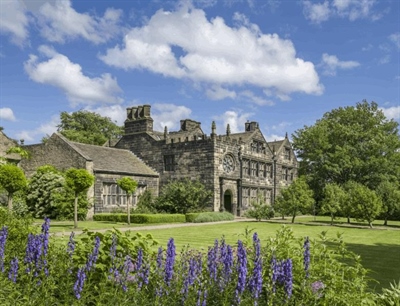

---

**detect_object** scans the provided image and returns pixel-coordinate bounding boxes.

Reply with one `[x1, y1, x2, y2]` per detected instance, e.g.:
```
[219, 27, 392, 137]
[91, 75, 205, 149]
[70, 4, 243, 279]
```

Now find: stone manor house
[112, 105, 298, 216]
[7, 105, 298, 217]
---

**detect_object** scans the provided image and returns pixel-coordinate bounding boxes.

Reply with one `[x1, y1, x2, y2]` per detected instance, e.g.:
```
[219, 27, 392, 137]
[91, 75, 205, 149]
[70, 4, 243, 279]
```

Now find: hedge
[185, 212, 234, 223]
[93, 213, 185, 224]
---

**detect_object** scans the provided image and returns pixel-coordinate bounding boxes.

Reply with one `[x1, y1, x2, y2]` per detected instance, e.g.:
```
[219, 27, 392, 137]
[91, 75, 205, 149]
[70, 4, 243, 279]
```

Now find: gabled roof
[55, 133, 158, 177]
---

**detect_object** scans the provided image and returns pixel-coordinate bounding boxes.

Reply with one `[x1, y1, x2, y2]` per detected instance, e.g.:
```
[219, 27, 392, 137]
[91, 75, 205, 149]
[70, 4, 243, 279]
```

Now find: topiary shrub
[186, 212, 234, 223]
[93, 213, 185, 224]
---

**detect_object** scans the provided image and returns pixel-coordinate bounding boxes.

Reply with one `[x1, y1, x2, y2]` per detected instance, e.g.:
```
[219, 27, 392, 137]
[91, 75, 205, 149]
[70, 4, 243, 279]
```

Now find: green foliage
[26, 166, 90, 220]
[0, 207, 37, 259]
[116, 177, 138, 195]
[0, 164, 27, 210]
[135, 189, 157, 213]
[245, 192, 274, 221]
[56, 110, 123, 145]
[320, 183, 346, 224]
[292, 101, 400, 204]
[26, 166, 65, 218]
[376, 280, 400, 305]
[5, 146, 30, 159]
[274, 176, 314, 223]
[185, 211, 235, 223]
[65, 168, 94, 228]
[376, 180, 400, 225]
[155, 179, 212, 214]
[93, 213, 186, 223]
[345, 181, 382, 228]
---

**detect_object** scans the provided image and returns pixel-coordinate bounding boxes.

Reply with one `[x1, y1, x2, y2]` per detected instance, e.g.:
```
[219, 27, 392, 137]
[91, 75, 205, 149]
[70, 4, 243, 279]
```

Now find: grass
[136, 220, 399, 292]
[43, 216, 399, 292]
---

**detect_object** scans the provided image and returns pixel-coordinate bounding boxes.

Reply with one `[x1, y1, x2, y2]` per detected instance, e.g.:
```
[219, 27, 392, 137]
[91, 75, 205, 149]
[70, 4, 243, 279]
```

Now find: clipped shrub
[185, 213, 201, 222]
[186, 211, 234, 223]
[245, 204, 274, 221]
[93, 213, 185, 224]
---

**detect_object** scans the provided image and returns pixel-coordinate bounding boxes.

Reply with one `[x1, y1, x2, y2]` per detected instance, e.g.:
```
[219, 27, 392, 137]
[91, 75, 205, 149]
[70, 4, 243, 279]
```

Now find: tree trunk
[74, 195, 78, 229]
[347, 216, 350, 224]
[127, 195, 131, 225]
[291, 214, 296, 223]
[330, 214, 334, 225]
[7, 193, 13, 211]
[383, 217, 388, 226]
[369, 221, 373, 229]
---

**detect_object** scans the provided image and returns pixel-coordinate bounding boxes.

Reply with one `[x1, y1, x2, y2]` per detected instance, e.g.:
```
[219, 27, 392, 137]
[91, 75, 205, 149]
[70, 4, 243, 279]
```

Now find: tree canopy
[292, 101, 400, 203]
[54, 110, 123, 145]
[117, 177, 138, 225]
[0, 164, 27, 210]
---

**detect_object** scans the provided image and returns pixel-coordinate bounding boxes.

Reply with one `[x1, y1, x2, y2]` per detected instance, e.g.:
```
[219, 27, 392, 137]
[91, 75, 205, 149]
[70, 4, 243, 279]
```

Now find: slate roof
[57, 134, 158, 177]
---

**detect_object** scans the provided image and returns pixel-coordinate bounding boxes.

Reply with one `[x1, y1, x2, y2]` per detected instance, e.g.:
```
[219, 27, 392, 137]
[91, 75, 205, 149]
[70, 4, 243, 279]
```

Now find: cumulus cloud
[0, 0, 29, 46]
[389, 33, 400, 50]
[303, 0, 382, 24]
[36, 0, 123, 44]
[380, 106, 400, 120]
[206, 85, 237, 100]
[85, 104, 126, 126]
[100, 5, 323, 101]
[24, 45, 123, 106]
[320, 53, 360, 76]
[16, 114, 60, 143]
[0, 108, 16, 121]
[214, 109, 253, 134]
[151, 103, 192, 132]
[239, 90, 274, 106]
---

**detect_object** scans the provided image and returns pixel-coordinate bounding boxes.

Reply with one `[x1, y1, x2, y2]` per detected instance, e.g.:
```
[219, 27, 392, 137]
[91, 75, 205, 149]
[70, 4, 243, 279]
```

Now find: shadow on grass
[325, 241, 400, 293]
[309, 220, 400, 230]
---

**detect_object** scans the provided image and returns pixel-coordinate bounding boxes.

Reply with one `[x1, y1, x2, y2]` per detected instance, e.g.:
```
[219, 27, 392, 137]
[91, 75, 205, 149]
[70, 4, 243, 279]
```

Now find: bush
[245, 204, 274, 221]
[186, 212, 234, 223]
[93, 213, 185, 224]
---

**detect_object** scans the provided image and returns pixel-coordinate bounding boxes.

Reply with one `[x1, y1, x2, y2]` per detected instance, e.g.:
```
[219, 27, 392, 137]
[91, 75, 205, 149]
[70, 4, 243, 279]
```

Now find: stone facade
[114, 105, 298, 215]
[0, 130, 21, 164]
[20, 133, 159, 217]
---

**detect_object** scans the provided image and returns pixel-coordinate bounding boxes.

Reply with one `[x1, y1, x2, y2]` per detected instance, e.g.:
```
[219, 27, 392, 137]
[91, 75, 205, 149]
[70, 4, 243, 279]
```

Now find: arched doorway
[224, 190, 233, 213]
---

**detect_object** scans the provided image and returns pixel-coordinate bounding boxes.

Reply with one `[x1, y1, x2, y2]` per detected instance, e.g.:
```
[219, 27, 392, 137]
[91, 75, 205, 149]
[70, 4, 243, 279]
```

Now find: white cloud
[206, 85, 237, 100]
[24, 45, 123, 106]
[302, 1, 331, 24]
[0, 0, 29, 46]
[214, 110, 253, 134]
[16, 114, 60, 143]
[389, 33, 400, 50]
[380, 106, 400, 120]
[264, 133, 285, 142]
[100, 5, 323, 101]
[0, 108, 16, 121]
[151, 103, 192, 132]
[320, 53, 360, 76]
[85, 105, 126, 126]
[239, 90, 274, 106]
[36, 0, 123, 44]
[303, 0, 381, 24]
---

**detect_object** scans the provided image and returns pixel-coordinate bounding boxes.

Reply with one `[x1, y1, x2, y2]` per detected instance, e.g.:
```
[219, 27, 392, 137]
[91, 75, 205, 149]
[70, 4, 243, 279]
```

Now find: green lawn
[136, 220, 399, 292]
[45, 217, 399, 292]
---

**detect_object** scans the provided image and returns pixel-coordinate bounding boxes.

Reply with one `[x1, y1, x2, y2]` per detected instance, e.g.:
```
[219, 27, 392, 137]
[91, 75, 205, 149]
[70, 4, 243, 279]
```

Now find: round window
[223, 155, 235, 173]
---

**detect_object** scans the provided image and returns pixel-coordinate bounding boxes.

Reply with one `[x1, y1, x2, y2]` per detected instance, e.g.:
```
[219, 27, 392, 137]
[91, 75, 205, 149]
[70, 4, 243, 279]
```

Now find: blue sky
[0, 0, 399, 144]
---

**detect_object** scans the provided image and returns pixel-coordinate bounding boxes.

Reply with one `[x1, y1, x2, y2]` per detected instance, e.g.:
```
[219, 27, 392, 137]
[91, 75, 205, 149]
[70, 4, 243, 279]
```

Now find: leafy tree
[135, 189, 157, 213]
[0, 164, 27, 210]
[26, 166, 64, 218]
[345, 181, 382, 228]
[245, 192, 274, 221]
[155, 179, 212, 214]
[292, 101, 400, 205]
[54, 110, 123, 145]
[376, 180, 400, 226]
[274, 176, 314, 223]
[320, 183, 347, 225]
[65, 168, 94, 228]
[117, 177, 138, 225]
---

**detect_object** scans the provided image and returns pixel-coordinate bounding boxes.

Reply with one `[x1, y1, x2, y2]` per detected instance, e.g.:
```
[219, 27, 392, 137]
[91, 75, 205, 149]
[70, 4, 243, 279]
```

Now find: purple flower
[164, 238, 175, 286]
[249, 233, 263, 303]
[272, 257, 293, 299]
[156, 246, 163, 270]
[74, 267, 86, 299]
[86, 236, 100, 272]
[311, 280, 325, 297]
[41, 217, 50, 256]
[0, 226, 8, 273]
[8, 257, 18, 283]
[303, 236, 310, 278]
[235, 240, 247, 304]
[207, 239, 218, 281]
[67, 232, 75, 257]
